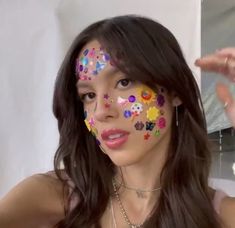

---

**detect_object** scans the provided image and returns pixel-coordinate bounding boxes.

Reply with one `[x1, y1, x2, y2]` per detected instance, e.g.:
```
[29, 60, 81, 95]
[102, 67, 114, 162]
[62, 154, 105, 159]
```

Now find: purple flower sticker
[128, 95, 136, 103]
[157, 94, 165, 107]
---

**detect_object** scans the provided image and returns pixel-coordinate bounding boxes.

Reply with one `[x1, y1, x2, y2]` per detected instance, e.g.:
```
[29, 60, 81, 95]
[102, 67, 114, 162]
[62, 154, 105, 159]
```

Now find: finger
[195, 55, 226, 72]
[216, 47, 235, 58]
[216, 82, 233, 107]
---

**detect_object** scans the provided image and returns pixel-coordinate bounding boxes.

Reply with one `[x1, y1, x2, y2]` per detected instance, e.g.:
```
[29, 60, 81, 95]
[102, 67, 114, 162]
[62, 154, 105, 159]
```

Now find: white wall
[0, 0, 200, 198]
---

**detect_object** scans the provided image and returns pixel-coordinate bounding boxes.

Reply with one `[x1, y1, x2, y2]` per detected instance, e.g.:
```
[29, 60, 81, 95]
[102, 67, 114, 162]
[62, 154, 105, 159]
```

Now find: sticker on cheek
[84, 119, 91, 131]
[146, 107, 160, 121]
[88, 117, 95, 127]
[91, 127, 98, 137]
[84, 111, 88, 119]
[144, 132, 150, 140]
[134, 121, 145, 130]
[128, 95, 136, 103]
[156, 94, 165, 107]
[124, 110, 132, 118]
[154, 130, 160, 136]
[137, 86, 155, 105]
[131, 103, 143, 116]
[117, 96, 128, 106]
[157, 117, 166, 129]
[96, 138, 101, 146]
[145, 121, 156, 131]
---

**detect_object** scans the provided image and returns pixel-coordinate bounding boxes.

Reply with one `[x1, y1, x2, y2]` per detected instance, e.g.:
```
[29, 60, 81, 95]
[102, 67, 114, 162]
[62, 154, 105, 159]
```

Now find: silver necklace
[115, 178, 162, 199]
[112, 179, 148, 228]
[110, 198, 117, 228]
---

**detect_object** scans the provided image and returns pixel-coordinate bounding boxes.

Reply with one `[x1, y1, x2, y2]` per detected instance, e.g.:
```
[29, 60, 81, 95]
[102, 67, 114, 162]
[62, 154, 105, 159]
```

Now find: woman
[0, 15, 235, 228]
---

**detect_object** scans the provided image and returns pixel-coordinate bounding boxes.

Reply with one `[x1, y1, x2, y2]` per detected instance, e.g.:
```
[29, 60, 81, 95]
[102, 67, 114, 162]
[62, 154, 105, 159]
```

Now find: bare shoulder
[220, 196, 235, 228]
[0, 172, 65, 228]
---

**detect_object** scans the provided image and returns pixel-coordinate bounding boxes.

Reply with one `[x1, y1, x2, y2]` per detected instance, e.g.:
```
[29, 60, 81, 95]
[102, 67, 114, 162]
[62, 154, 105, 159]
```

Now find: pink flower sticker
[157, 117, 166, 129]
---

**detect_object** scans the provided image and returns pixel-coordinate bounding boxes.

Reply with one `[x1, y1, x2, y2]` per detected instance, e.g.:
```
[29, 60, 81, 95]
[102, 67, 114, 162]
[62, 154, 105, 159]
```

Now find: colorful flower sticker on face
[124, 110, 132, 118]
[144, 132, 150, 140]
[146, 107, 160, 121]
[154, 130, 160, 136]
[134, 121, 145, 130]
[131, 103, 143, 116]
[157, 94, 165, 107]
[91, 127, 98, 136]
[128, 95, 136, 103]
[117, 96, 128, 106]
[88, 117, 95, 127]
[145, 121, 156, 131]
[137, 86, 156, 105]
[84, 119, 91, 131]
[157, 117, 166, 129]
[104, 94, 109, 99]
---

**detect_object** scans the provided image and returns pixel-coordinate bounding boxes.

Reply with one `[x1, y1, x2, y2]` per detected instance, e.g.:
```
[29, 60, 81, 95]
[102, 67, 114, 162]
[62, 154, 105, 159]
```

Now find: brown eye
[116, 78, 132, 89]
[80, 92, 96, 103]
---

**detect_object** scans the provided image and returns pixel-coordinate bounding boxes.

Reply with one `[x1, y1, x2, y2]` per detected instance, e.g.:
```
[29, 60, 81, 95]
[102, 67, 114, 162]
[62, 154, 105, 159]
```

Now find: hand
[195, 47, 235, 128]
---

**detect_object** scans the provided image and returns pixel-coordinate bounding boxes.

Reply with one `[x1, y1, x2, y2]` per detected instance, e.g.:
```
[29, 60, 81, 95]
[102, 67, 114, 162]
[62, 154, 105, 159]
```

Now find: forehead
[78, 40, 102, 58]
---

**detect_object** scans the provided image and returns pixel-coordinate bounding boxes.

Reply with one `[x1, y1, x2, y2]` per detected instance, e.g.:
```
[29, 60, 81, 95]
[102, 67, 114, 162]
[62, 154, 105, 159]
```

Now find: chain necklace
[114, 178, 162, 199]
[112, 179, 152, 228]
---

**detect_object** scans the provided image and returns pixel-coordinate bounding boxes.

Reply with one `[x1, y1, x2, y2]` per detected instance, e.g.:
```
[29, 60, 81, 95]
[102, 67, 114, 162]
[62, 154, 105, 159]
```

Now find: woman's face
[76, 40, 175, 167]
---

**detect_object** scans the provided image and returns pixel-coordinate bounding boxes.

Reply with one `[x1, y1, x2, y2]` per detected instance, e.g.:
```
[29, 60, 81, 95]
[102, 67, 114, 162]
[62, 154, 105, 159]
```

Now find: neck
[114, 143, 168, 214]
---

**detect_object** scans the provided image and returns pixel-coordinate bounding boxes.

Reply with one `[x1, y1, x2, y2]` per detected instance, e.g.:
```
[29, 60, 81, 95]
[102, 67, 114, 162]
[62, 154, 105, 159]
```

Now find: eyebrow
[76, 67, 121, 89]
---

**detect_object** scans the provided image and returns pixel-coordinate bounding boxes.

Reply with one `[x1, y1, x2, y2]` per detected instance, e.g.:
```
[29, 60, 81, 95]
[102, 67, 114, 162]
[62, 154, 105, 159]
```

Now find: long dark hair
[53, 15, 223, 228]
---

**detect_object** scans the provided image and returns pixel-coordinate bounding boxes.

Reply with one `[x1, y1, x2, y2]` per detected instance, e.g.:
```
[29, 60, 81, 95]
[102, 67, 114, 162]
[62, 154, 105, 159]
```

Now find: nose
[93, 94, 119, 122]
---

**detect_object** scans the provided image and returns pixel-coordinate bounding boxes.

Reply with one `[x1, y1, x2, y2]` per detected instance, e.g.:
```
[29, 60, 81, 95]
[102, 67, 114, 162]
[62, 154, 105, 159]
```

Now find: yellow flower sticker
[146, 107, 160, 121]
[84, 119, 91, 131]
[137, 86, 156, 105]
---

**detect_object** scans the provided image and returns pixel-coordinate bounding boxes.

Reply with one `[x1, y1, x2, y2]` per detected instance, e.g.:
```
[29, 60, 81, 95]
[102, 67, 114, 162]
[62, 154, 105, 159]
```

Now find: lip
[101, 128, 130, 149]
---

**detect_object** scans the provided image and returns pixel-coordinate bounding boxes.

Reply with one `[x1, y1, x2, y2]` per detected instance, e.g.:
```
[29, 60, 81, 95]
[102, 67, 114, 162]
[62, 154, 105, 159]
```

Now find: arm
[220, 196, 235, 228]
[0, 174, 65, 228]
[195, 47, 235, 128]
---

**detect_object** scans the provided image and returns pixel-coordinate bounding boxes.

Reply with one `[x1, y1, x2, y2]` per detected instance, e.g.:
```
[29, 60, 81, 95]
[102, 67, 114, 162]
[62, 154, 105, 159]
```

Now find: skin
[195, 47, 235, 127]
[0, 44, 235, 228]
[76, 40, 181, 225]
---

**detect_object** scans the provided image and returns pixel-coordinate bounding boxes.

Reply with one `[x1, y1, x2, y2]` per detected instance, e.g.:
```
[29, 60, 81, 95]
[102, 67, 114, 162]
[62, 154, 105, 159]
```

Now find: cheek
[84, 109, 98, 136]
[116, 86, 169, 140]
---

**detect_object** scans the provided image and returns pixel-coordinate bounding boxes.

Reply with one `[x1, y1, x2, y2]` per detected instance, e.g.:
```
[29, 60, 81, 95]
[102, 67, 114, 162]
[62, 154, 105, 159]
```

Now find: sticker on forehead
[137, 86, 156, 105]
[146, 107, 160, 121]
[76, 47, 112, 80]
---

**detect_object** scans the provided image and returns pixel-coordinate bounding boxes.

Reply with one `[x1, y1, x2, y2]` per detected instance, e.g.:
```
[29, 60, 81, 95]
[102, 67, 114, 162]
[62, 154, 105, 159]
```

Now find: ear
[171, 95, 182, 107]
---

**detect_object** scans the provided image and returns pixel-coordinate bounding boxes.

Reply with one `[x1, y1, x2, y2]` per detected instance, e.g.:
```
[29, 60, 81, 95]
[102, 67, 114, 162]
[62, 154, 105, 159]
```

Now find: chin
[107, 151, 141, 167]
